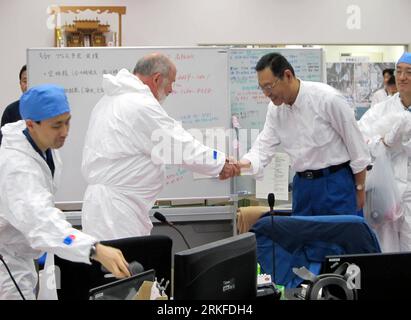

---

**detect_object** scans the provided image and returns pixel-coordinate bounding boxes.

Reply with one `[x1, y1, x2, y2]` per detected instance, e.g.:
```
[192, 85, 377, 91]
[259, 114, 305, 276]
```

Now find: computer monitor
[173, 232, 257, 300]
[89, 269, 155, 300]
[323, 252, 411, 300]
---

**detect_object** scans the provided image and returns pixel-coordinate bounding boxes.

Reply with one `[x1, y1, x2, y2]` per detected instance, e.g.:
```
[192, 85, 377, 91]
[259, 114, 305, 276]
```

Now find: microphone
[268, 193, 275, 215]
[154, 212, 191, 249]
[267, 193, 276, 287]
[153, 211, 168, 224]
[127, 261, 145, 275]
[101, 260, 144, 276]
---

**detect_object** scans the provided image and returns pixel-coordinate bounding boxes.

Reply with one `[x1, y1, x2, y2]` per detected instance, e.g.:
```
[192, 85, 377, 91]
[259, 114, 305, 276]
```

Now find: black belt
[297, 162, 350, 179]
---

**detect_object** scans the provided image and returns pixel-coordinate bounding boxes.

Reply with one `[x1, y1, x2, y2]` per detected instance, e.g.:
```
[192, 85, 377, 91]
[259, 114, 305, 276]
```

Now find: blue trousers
[292, 166, 361, 216]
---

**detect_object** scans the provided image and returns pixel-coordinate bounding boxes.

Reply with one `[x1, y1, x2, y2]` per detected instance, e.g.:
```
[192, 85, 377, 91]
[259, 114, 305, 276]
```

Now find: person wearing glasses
[370, 68, 395, 107]
[358, 52, 411, 252]
[220, 52, 370, 217]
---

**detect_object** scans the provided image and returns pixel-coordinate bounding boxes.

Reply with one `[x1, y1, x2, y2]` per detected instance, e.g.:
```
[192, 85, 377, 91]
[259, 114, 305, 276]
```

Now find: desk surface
[64, 205, 237, 227]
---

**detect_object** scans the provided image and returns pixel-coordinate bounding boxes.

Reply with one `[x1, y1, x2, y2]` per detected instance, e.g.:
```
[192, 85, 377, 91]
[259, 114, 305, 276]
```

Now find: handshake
[218, 158, 251, 180]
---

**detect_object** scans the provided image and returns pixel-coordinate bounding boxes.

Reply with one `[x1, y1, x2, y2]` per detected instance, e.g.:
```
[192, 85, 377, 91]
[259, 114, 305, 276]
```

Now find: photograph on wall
[326, 62, 395, 119]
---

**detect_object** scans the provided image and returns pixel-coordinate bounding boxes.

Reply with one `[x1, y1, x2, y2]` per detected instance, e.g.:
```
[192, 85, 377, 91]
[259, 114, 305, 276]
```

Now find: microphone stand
[168, 222, 191, 250]
[154, 212, 191, 249]
[267, 193, 276, 284]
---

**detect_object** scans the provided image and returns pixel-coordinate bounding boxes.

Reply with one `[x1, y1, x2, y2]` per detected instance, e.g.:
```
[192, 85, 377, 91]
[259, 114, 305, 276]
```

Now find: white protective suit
[0, 121, 96, 300]
[81, 69, 226, 240]
[358, 93, 411, 252]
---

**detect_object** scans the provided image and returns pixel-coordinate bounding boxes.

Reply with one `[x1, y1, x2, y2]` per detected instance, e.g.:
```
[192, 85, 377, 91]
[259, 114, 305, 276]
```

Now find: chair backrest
[251, 215, 381, 288]
[54, 235, 172, 300]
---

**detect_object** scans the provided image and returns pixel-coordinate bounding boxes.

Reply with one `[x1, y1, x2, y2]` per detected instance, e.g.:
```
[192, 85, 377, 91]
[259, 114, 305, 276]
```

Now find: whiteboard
[229, 48, 324, 194]
[27, 47, 231, 202]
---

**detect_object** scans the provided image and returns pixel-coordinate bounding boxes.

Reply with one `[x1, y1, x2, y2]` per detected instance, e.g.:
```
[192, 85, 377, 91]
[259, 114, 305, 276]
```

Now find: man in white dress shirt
[224, 52, 371, 216]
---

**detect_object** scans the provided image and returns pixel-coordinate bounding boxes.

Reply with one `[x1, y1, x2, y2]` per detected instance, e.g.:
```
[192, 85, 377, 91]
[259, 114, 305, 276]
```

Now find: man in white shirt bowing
[221, 52, 371, 216]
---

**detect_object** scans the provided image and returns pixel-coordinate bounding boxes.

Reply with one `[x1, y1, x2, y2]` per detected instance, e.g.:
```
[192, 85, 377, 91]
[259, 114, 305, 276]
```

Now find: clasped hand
[219, 157, 251, 180]
[218, 157, 240, 180]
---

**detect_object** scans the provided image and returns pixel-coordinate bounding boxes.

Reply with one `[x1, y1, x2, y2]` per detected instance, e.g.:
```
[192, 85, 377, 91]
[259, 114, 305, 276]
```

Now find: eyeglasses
[258, 78, 281, 93]
[395, 69, 411, 78]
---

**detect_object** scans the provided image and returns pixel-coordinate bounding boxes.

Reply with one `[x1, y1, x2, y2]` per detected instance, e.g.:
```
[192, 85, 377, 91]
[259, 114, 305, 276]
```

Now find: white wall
[0, 0, 127, 111]
[1, 0, 411, 111]
[323, 45, 406, 62]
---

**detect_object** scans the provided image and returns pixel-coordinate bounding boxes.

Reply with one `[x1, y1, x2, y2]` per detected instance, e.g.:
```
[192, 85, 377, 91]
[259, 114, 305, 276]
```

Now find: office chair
[251, 215, 381, 288]
[54, 235, 172, 300]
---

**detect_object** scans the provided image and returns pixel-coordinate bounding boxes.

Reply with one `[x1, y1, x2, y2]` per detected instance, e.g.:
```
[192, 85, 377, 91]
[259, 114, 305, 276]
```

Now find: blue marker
[63, 234, 75, 245]
[63, 236, 73, 245]
[213, 150, 217, 160]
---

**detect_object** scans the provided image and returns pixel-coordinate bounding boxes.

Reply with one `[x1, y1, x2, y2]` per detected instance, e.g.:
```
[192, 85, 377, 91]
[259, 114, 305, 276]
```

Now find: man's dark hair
[19, 65, 27, 81]
[255, 53, 295, 78]
[382, 68, 394, 77]
[387, 75, 396, 86]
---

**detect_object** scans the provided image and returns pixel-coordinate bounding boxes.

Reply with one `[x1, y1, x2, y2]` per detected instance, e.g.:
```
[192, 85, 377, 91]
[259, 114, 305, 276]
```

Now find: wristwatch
[355, 184, 365, 191]
[89, 242, 99, 260]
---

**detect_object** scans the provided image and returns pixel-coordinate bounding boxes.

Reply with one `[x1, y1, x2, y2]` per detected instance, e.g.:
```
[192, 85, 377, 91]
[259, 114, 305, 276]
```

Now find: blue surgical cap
[20, 84, 70, 121]
[397, 52, 411, 65]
